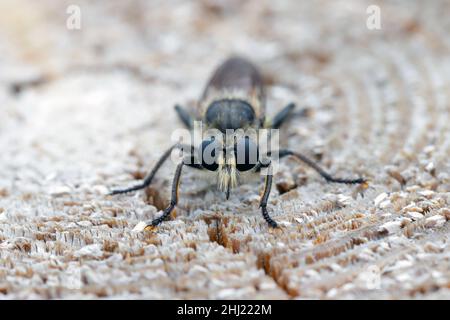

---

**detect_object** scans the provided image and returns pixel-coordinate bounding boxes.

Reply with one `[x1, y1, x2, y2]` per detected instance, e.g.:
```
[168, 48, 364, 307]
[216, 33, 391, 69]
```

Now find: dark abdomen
[202, 57, 264, 97]
[201, 57, 265, 129]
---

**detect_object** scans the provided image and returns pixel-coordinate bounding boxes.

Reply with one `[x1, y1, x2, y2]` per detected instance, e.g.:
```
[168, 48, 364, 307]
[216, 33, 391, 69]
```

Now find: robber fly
[110, 57, 366, 228]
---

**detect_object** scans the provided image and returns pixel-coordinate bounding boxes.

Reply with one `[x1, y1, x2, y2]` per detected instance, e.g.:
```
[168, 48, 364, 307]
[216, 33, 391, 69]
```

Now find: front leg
[259, 161, 278, 228]
[147, 162, 184, 227]
[109, 143, 197, 195]
[278, 149, 366, 184]
[109, 144, 178, 195]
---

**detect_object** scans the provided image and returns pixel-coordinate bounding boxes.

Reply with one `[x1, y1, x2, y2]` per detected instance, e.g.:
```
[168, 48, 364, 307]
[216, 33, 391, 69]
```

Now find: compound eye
[234, 137, 259, 172]
[199, 138, 219, 171]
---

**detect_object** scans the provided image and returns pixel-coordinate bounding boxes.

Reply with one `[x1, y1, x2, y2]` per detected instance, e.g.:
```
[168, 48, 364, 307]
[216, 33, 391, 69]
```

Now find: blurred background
[0, 0, 449, 299]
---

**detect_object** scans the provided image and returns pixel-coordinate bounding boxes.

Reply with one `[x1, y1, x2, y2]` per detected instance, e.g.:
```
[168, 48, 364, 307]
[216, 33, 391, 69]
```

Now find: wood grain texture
[0, 0, 449, 299]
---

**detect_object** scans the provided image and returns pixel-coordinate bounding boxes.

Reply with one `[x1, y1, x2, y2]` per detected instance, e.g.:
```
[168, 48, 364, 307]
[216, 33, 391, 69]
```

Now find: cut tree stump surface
[0, 0, 449, 299]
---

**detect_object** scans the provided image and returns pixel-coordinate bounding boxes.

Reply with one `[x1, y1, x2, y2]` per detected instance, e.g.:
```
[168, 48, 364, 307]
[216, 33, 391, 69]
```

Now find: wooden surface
[0, 0, 449, 299]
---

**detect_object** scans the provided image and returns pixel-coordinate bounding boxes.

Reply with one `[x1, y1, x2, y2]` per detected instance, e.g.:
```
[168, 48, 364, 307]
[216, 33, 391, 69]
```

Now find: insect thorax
[204, 98, 258, 133]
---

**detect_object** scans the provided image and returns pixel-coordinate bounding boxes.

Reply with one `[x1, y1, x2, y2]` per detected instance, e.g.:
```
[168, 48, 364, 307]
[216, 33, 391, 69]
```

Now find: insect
[110, 56, 366, 228]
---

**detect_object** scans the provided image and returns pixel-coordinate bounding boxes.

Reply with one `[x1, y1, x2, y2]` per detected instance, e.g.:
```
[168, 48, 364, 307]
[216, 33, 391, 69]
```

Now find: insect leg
[174, 104, 194, 129]
[270, 102, 296, 128]
[278, 149, 366, 184]
[259, 161, 278, 228]
[268, 103, 312, 128]
[109, 144, 178, 195]
[149, 162, 184, 226]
